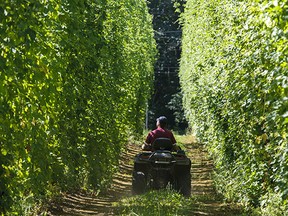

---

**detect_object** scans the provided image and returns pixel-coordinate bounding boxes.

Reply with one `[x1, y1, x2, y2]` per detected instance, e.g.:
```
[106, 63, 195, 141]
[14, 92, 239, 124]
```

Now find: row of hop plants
[0, 0, 157, 214]
[179, 0, 287, 214]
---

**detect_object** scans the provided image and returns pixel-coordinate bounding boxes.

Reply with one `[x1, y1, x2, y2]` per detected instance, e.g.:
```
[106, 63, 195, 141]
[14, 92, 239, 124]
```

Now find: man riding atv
[142, 116, 180, 152]
[132, 116, 191, 197]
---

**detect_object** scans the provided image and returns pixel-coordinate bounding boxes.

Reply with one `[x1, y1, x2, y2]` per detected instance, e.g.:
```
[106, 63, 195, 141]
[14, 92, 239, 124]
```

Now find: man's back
[145, 127, 176, 145]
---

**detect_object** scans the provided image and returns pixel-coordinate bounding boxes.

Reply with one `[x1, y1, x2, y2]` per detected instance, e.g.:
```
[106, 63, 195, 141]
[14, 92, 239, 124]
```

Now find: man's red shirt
[145, 127, 176, 145]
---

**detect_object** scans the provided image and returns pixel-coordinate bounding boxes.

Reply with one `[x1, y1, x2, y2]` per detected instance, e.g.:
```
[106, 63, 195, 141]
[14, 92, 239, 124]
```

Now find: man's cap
[156, 116, 167, 124]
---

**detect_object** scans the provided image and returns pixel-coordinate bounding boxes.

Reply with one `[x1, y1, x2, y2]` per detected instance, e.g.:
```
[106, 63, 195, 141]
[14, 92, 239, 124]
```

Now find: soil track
[186, 142, 243, 215]
[47, 137, 243, 215]
[47, 145, 138, 216]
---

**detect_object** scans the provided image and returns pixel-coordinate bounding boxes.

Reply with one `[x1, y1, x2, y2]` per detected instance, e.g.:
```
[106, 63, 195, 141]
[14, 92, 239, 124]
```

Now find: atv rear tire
[173, 167, 191, 197]
[132, 171, 146, 195]
[177, 171, 191, 197]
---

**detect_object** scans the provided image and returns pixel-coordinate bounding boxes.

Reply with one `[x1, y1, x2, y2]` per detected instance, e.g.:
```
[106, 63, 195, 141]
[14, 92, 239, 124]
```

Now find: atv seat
[152, 138, 173, 151]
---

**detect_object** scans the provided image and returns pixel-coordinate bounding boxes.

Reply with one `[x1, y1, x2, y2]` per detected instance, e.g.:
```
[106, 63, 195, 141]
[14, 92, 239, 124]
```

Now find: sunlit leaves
[0, 0, 156, 214]
[180, 0, 287, 213]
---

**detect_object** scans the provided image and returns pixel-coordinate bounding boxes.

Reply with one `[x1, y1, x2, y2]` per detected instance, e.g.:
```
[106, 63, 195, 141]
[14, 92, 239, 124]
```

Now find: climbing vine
[0, 0, 156, 214]
[180, 0, 287, 214]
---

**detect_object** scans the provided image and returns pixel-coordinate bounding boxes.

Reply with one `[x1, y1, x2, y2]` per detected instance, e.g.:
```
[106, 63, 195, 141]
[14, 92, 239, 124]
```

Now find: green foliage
[180, 0, 288, 213]
[114, 190, 195, 216]
[0, 0, 156, 214]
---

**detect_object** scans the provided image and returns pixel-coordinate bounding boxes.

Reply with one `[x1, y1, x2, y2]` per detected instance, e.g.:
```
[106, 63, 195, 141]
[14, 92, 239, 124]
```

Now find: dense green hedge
[0, 0, 156, 214]
[180, 0, 287, 214]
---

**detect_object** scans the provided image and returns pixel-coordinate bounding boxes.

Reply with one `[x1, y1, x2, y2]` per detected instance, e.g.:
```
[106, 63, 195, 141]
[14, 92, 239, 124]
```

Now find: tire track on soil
[187, 143, 243, 215]
[47, 144, 138, 216]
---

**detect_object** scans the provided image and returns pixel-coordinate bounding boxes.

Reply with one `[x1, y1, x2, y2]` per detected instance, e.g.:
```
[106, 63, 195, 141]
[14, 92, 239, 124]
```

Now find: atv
[132, 138, 191, 197]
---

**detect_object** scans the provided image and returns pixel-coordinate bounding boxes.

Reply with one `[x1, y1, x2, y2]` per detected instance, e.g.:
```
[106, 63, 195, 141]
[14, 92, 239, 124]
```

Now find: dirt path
[47, 144, 138, 216]
[186, 143, 243, 215]
[47, 138, 243, 215]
